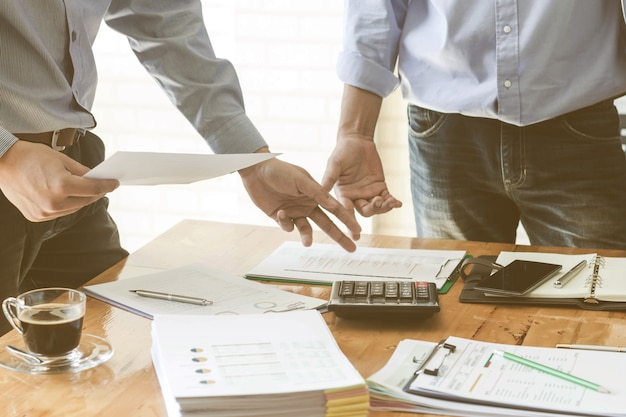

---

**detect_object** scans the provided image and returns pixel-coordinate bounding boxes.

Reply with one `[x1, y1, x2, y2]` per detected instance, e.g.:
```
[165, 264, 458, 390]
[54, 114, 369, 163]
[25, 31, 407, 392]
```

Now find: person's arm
[322, 85, 402, 217]
[322, 1, 407, 218]
[336, 0, 407, 98]
[105, 0, 267, 154]
[105, 0, 361, 250]
[0, 3, 122, 223]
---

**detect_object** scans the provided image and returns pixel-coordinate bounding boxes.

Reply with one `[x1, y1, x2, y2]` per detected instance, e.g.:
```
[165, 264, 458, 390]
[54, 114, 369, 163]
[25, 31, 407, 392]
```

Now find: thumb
[60, 153, 93, 177]
[320, 163, 339, 193]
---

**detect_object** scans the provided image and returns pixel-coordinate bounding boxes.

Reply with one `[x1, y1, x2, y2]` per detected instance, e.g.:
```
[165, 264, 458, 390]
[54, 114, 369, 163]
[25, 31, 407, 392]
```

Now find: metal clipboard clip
[435, 258, 464, 281]
[413, 341, 457, 377]
[459, 257, 503, 282]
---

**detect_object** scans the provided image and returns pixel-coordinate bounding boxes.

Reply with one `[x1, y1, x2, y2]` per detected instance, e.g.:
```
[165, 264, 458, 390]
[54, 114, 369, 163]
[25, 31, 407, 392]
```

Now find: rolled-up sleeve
[336, 0, 407, 98]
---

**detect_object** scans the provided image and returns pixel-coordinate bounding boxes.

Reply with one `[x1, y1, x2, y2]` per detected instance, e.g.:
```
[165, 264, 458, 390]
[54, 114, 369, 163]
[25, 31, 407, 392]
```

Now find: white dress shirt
[337, 0, 626, 126]
[0, 0, 267, 156]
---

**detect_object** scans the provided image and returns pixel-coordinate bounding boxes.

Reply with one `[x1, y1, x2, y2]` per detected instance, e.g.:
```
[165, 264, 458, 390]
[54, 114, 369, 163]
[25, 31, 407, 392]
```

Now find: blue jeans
[408, 99, 626, 248]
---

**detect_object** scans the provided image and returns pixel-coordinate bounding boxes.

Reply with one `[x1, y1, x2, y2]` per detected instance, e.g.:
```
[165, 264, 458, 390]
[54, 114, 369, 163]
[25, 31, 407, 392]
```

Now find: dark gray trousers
[0, 132, 128, 335]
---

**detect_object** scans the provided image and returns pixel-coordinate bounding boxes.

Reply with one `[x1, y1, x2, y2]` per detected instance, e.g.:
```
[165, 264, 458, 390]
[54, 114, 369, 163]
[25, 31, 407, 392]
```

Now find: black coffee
[19, 303, 83, 357]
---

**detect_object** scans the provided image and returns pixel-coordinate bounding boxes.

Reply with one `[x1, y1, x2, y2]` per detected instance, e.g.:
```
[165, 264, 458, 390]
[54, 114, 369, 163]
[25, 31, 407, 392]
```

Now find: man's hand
[238, 153, 361, 252]
[321, 85, 402, 219]
[0, 141, 119, 221]
[322, 134, 402, 218]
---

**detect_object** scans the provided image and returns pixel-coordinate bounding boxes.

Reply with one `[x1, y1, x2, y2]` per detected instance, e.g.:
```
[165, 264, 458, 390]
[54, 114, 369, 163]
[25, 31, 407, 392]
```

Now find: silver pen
[553, 260, 587, 288]
[556, 344, 626, 352]
[129, 289, 212, 306]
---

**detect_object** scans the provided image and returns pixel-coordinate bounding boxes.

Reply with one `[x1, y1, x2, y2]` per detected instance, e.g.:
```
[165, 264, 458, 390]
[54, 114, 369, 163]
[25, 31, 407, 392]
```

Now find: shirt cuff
[204, 113, 268, 154]
[0, 128, 18, 158]
[337, 51, 400, 98]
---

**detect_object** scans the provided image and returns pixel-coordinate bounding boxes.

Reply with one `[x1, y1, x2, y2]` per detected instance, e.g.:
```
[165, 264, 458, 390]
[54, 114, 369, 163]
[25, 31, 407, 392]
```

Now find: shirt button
[504, 80, 512, 88]
[503, 25, 512, 34]
[71, 31, 77, 42]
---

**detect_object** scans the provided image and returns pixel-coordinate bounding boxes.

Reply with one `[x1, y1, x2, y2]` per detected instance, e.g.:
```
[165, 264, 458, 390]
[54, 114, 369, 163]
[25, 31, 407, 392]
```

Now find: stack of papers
[367, 336, 626, 417]
[151, 310, 369, 417]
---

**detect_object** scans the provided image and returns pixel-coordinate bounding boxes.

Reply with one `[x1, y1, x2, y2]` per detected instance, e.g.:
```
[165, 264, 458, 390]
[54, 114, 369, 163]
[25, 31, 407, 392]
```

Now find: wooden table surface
[2, 220, 626, 416]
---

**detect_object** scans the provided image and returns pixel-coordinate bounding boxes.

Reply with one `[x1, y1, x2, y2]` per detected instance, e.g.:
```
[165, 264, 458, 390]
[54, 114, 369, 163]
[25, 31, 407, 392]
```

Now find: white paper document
[246, 241, 466, 290]
[367, 336, 626, 417]
[152, 310, 366, 398]
[83, 263, 327, 318]
[151, 310, 369, 417]
[84, 151, 278, 185]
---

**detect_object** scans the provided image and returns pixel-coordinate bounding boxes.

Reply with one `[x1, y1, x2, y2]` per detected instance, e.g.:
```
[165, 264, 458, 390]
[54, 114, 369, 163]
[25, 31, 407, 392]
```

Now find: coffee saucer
[0, 334, 113, 374]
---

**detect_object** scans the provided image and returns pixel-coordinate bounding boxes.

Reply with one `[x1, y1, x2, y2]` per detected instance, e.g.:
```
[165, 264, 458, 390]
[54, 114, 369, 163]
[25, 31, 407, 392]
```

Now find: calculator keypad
[327, 280, 440, 319]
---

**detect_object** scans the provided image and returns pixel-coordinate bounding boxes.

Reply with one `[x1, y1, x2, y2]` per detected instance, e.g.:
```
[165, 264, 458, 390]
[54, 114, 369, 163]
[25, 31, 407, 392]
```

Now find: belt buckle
[51, 130, 65, 151]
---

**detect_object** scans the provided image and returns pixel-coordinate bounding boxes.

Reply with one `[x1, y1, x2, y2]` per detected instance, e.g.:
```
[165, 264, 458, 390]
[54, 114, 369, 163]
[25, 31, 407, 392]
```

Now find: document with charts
[83, 263, 326, 319]
[367, 336, 626, 417]
[151, 310, 369, 417]
[245, 241, 466, 291]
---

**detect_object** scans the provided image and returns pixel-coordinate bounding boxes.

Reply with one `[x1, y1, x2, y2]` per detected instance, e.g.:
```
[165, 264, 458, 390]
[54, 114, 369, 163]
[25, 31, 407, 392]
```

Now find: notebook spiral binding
[584, 256, 605, 304]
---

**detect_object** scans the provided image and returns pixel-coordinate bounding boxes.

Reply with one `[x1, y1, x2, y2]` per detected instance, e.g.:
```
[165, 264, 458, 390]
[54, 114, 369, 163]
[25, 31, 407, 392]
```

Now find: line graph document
[84, 263, 326, 319]
[245, 241, 466, 289]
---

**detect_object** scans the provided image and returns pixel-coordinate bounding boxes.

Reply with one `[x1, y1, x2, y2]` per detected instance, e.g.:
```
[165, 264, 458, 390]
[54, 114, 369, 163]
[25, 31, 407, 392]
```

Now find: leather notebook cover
[459, 256, 626, 311]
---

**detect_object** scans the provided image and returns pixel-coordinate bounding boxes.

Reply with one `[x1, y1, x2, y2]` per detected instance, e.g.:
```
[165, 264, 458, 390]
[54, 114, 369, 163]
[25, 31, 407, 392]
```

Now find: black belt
[14, 128, 84, 150]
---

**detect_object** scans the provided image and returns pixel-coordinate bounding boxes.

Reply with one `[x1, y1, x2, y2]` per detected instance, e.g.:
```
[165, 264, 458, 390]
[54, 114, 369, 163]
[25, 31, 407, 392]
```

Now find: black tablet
[473, 260, 562, 296]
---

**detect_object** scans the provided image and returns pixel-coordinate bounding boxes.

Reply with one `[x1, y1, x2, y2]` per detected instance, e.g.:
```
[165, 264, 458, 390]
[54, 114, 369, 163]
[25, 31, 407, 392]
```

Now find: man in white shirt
[0, 1, 360, 334]
[323, 0, 626, 248]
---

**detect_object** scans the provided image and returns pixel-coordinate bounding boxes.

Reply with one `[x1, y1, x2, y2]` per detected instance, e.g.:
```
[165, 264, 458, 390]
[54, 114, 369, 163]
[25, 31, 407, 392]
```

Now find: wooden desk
[2, 220, 626, 417]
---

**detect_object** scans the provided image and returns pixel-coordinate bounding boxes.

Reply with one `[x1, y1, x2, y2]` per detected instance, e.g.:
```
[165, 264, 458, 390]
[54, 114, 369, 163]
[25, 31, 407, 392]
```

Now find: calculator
[327, 280, 440, 319]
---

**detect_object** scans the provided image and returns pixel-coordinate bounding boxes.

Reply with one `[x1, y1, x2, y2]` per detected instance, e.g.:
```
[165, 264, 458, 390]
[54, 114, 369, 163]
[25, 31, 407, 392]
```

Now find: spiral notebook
[460, 252, 626, 310]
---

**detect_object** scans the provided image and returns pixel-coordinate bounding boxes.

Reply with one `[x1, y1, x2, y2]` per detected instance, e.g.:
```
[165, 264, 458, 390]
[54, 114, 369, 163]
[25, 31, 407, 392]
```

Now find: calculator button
[369, 281, 385, 303]
[369, 281, 384, 296]
[415, 282, 430, 299]
[354, 281, 369, 303]
[399, 282, 414, 302]
[339, 281, 355, 297]
[384, 282, 399, 300]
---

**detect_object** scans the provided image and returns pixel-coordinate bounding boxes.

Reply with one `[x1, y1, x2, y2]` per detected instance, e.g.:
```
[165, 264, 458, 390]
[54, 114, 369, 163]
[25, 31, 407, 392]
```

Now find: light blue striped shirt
[0, 0, 267, 156]
[338, 0, 626, 127]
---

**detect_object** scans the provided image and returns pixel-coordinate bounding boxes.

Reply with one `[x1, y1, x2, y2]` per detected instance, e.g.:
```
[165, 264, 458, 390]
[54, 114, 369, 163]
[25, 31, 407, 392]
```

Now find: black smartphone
[473, 260, 562, 296]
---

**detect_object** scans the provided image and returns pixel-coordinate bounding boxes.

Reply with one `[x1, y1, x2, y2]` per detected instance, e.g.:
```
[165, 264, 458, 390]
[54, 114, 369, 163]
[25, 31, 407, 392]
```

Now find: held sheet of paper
[246, 241, 466, 289]
[84, 151, 278, 185]
[403, 336, 626, 417]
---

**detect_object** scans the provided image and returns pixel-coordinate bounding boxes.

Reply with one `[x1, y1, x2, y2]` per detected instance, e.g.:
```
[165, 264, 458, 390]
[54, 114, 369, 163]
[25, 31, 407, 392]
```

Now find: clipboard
[391, 335, 626, 417]
[245, 242, 468, 294]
